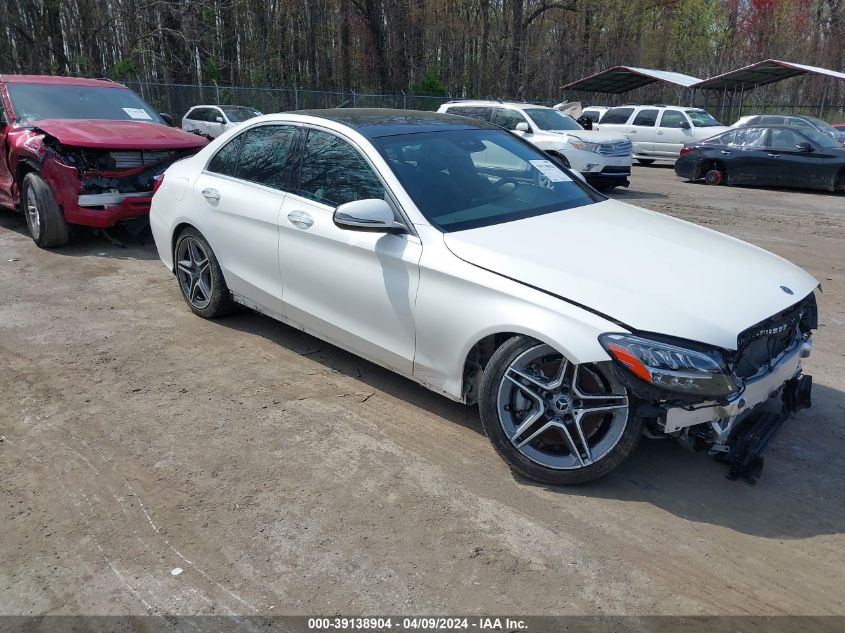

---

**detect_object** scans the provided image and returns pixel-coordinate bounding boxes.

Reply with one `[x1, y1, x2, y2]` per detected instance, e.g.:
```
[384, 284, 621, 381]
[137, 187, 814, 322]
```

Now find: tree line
[1, 0, 843, 107]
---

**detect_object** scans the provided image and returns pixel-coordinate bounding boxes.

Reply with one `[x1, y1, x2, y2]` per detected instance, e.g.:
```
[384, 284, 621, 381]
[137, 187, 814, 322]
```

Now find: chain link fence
[123, 80, 453, 121]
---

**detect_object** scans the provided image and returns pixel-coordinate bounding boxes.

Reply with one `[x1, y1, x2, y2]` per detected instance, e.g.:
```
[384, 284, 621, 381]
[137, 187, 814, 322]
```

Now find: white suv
[438, 101, 633, 190]
[182, 105, 262, 139]
[597, 105, 728, 163]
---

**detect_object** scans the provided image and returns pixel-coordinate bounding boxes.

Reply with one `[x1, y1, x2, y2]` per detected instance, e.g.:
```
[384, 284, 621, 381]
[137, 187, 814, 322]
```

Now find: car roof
[609, 104, 705, 111]
[293, 108, 497, 138]
[443, 100, 549, 111]
[0, 74, 126, 88]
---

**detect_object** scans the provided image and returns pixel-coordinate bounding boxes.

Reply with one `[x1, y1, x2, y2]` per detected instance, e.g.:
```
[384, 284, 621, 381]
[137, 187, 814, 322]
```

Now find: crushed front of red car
[5, 120, 207, 228]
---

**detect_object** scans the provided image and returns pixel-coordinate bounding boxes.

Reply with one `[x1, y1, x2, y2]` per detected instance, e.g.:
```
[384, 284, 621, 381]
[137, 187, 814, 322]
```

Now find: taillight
[152, 173, 165, 193]
[679, 146, 696, 156]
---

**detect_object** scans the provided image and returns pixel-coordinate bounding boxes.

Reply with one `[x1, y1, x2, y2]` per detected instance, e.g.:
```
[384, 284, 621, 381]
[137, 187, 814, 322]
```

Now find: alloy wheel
[176, 237, 213, 309]
[25, 187, 41, 240]
[496, 344, 629, 470]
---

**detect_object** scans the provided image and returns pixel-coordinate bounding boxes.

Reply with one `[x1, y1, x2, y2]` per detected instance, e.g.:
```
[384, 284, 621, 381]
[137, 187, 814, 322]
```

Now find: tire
[21, 172, 70, 248]
[704, 168, 725, 186]
[173, 227, 237, 318]
[479, 336, 642, 485]
[636, 159, 655, 166]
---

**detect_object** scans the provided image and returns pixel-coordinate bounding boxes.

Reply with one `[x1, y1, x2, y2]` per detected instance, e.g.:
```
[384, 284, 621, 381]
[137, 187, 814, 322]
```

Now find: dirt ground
[1, 165, 844, 618]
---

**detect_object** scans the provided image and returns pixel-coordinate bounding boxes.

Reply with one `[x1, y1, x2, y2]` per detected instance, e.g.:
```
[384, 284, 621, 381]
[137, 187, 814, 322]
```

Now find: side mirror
[795, 142, 814, 153]
[333, 199, 406, 234]
[159, 113, 174, 126]
[679, 121, 691, 130]
[515, 122, 530, 133]
[214, 116, 225, 124]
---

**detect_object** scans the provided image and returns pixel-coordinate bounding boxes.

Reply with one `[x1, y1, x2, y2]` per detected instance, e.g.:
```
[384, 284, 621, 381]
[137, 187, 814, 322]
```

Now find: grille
[597, 139, 632, 157]
[734, 293, 815, 379]
[108, 150, 175, 169]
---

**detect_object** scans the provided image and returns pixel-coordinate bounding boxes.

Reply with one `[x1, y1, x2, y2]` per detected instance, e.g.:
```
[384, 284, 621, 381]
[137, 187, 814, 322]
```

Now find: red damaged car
[0, 75, 208, 247]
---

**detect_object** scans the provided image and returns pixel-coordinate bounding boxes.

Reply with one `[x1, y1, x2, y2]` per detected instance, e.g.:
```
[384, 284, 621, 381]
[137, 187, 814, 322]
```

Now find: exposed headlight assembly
[599, 333, 738, 398]
[567, 137, 600, 153]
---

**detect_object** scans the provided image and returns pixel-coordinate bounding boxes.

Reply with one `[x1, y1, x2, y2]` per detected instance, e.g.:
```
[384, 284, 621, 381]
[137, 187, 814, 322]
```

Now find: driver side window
[659, 111, 687, 128]
[296, 129, 385, 207]
[492, 108, 528, 131]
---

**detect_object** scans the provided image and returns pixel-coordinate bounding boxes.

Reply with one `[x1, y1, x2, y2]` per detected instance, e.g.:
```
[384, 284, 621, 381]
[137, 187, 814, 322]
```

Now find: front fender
[412, 227, 623, 401]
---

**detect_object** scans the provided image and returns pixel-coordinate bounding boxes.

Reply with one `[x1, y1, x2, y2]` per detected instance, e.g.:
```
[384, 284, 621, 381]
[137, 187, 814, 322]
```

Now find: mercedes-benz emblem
[780, 286, 794, 295]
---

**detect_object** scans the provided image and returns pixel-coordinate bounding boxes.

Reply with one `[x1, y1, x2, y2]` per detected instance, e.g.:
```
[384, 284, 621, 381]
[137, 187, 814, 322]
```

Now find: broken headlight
[599, 333, 738, 398]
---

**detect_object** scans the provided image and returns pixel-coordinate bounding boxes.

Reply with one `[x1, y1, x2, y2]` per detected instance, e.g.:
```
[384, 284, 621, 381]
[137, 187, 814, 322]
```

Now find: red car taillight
[152, 173, 165, 193]
[679, 146, 696, 156]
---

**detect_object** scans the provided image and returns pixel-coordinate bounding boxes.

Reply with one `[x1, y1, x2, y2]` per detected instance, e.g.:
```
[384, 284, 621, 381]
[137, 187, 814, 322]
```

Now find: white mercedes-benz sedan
[150, 109, 818, 485]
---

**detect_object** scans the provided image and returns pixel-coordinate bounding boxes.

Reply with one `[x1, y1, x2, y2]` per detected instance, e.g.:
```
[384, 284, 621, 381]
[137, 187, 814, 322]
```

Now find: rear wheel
[836, 168, 845, 193]
[479, 336, 642, 485]
[174, 227, 237, 318]
[704, 168, 725, 185]
[636, 159, 655, 166]
[21, 173, 70, 248]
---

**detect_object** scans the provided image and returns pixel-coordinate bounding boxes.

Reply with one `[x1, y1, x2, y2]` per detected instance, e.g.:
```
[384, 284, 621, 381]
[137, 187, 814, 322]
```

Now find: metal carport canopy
[694, 59, 845, 90]
[561, 66, 703, 93]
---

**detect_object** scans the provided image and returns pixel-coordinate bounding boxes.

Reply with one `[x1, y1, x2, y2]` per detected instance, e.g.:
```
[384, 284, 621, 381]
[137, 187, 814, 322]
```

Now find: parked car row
[0, 74, 825, 484]
[437, 101, 633, 191]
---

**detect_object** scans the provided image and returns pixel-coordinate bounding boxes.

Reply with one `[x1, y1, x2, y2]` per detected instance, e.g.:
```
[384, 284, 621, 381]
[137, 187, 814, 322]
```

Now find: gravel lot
[1, 165, 844, 618]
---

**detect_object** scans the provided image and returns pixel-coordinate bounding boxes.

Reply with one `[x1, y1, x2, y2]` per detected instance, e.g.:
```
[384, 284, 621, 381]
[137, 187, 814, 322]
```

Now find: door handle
[767, 153, 781, 158]
[656, 131, 664, 135]
[628, 129, 637, 134]
[287, 210, 313, 230]
[201, 188, 221, 202]
[720, 150, 732, 155]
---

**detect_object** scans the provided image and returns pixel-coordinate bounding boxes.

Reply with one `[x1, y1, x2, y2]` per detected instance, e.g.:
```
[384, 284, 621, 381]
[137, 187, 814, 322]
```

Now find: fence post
[294, 86, 299, 110]
[351, 89, 356, 107]
[401, 90, 407, 109]
[214, 81, 220, 104]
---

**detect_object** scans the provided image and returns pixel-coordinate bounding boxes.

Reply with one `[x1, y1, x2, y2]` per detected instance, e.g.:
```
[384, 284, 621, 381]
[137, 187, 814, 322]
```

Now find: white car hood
[443, 199, 818, 350]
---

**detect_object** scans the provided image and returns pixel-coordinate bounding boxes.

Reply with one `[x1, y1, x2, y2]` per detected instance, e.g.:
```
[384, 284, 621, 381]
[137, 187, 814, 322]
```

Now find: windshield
[800, 127, 841, 148]
[524, 108, 582, 131]
[7, 82, 163, 124]
[803, 116, 838, 134]
[222, 106, 262, 122]
[372, 129, 602, 233]
[685, 110, 722, 127]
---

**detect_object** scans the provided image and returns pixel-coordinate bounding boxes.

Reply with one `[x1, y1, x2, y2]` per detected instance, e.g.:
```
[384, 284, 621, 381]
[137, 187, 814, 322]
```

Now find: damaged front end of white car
[599, 291, 817, 482]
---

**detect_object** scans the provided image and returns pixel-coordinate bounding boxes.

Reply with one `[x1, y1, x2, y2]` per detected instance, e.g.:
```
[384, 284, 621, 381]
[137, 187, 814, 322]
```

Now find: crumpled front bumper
[70, 191, 153, 228]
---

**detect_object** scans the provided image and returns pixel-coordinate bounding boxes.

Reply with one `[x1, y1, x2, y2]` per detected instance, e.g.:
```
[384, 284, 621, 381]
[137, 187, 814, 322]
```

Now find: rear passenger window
[447, 106, 493, 122]
[632, 109, 658, 127]
[237, 125, 297, 189]
[733, 128, 768, 148]
[659, 111, 687, 128]
[207, 136, 242, 176]
[297, 129, 385, 207]
[600, 107, 634, 124]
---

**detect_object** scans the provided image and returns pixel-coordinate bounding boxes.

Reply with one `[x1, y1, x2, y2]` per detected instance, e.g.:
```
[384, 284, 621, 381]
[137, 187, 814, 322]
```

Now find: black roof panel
[294, 108, 497, 138]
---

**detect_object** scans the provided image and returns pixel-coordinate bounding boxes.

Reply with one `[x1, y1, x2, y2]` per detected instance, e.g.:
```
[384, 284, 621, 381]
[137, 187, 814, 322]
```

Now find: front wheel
[21, 173, 70, 248]
[479, 336, 641, 485]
